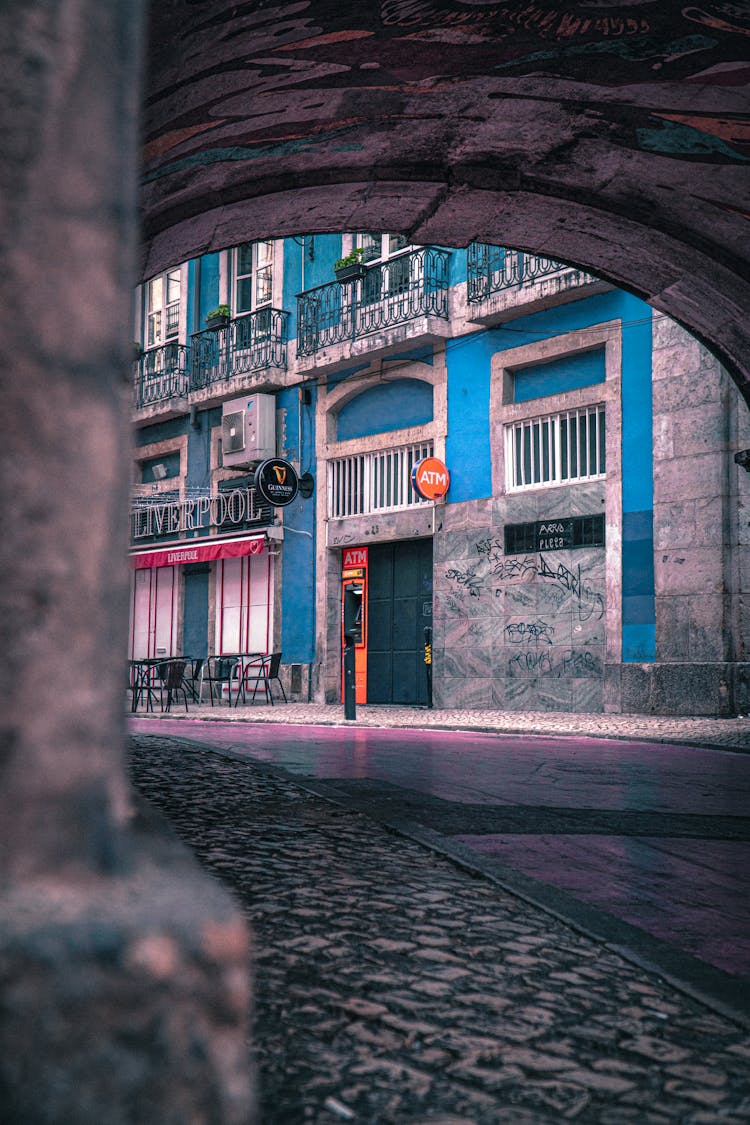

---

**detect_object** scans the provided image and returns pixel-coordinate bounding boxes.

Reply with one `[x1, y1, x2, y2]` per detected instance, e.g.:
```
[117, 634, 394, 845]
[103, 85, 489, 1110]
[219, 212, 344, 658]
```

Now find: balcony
[466, 245, 610, 325]
[189, 308, 290, 406]
[296, 247, 452, 375]
[132, 343, 190, 420]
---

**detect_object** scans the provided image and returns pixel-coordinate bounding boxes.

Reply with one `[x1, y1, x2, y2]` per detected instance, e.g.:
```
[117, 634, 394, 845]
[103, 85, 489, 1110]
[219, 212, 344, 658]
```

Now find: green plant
[206, 303, 230, 322]
[333, 247, 365, 271]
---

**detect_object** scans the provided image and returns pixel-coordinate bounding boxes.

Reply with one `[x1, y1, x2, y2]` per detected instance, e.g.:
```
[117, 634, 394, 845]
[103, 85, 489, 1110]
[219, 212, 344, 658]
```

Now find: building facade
[129, 235, 750, 715]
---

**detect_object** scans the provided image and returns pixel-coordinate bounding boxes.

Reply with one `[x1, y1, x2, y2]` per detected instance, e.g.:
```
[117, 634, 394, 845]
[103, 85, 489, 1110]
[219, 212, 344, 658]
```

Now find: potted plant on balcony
[205, 304, 230, 329]
[334, 247, 367, 282]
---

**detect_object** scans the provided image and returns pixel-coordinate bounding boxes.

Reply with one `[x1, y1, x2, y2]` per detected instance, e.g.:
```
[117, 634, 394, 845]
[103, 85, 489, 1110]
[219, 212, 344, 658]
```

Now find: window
[328, 441, 433, 518]
[235, 240, 273, 315]
[145, 269, 181, 347]
[355, 233, 413, 305]
[504, 514, 605, 555]
[505, 405, 606, 491]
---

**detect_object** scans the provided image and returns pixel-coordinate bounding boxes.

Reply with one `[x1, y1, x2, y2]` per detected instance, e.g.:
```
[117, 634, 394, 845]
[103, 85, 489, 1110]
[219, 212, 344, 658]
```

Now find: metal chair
[157, 659, 190, 713]
[240, 652, 287, 706]
[200, 655, 241, 705]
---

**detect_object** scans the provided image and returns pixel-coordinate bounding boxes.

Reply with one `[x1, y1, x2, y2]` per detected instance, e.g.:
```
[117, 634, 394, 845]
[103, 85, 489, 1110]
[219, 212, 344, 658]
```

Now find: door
[129, 565, 178, 659]
[367, 538, 433, 704]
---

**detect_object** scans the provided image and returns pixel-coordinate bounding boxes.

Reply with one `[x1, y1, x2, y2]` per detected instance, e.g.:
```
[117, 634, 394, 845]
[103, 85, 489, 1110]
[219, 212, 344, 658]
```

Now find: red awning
[131, 534, 266, 569]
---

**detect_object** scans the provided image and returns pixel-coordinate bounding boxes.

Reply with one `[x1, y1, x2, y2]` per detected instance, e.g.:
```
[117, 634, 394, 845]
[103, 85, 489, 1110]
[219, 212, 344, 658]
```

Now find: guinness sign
[254, 458, 299, 507]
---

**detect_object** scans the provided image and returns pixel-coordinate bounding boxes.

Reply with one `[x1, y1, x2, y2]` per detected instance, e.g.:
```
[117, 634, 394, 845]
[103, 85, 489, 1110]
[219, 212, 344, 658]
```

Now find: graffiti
[445, 566, 483, 597]
[536, 555, 605, 621]
[481, 549, 604, 621]
[330, 533, 356, 545]
[508, 651, 553, 676]
[560, 649, 598, 677]
[504, 620, 554, 645]
[491, 556, 538, 581]
[508, 648, 598, 678]
[476, 537, 504, 568]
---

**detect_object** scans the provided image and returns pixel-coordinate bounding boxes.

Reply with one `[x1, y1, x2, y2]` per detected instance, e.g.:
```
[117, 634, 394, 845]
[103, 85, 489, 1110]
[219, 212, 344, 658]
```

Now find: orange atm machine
[341, 546, 368, 704]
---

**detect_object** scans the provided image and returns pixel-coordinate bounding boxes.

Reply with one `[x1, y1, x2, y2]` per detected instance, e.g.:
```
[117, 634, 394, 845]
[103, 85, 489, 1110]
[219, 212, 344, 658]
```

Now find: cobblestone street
[129, 733, 750, 1124]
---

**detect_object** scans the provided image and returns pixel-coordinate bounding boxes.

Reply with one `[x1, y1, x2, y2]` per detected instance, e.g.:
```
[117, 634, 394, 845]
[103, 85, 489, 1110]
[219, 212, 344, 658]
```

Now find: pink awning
[131, 534, 266, 569]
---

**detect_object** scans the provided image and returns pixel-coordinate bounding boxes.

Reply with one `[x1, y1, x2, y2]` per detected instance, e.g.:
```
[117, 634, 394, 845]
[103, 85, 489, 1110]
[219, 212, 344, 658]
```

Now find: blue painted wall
[277, 382, 317, 664]
[443, 290, 655, 661]
[619, 297, 655, 662]
[513, 347, 605, 402]
[194, 253, 221, 327]
[285, 234, 343, 342]
[337, 378, 433, 440]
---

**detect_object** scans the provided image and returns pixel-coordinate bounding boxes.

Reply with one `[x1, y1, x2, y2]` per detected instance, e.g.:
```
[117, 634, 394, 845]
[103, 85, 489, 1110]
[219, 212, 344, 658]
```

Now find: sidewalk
[128, 728, 750, 1124]
[140, 699, 750, 753]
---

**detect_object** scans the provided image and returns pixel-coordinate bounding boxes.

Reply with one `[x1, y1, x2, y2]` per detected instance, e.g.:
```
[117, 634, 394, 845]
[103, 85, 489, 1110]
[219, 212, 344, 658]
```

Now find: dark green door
[367, 539, 433, 704]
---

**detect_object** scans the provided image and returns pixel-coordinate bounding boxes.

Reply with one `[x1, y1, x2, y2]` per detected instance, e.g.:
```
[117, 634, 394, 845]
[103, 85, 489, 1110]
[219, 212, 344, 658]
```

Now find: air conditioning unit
[221, 394, 276, 468]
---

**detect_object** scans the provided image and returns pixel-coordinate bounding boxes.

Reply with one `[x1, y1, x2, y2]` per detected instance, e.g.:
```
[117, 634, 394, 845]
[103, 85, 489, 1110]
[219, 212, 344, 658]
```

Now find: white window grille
[328, 441, 433, 518]
[505, 405, 606, 491]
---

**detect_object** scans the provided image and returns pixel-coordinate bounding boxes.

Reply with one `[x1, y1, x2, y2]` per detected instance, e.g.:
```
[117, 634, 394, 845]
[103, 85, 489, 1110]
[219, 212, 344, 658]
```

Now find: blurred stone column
[0, 3, 254, 1120]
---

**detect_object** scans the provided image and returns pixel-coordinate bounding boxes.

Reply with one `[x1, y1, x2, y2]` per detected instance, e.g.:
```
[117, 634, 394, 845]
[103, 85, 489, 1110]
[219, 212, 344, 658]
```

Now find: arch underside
[141, 1, 750, 404]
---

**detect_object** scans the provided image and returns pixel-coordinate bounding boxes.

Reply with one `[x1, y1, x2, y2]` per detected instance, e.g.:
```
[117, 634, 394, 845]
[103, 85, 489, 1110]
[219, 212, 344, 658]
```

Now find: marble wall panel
[433, 498, 608, 712]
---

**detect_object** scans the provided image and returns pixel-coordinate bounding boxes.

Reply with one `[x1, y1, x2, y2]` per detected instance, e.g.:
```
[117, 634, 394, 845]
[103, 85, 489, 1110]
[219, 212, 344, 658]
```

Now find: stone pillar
[0, 3, 254, 1120]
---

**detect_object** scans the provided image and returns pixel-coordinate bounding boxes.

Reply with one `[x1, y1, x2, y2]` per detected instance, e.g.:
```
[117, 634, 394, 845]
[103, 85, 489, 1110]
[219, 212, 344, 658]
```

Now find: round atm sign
[411, 456, 450, 501]
[254, 458, 299, 507]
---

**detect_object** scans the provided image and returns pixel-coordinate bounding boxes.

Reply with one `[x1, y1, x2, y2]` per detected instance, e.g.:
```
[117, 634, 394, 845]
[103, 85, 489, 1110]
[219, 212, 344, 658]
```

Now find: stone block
[655, 596, 691, 660]
[619, 662, 741, 716]
[688, 595, 728, 661]
[652, 368, 720, 415]
[0, 824, 255, 1125]
[671, 409, 729, 458]
[653, 500, 696, 550]
[654, 453, 724, 503]
[655, 547, 723, 596]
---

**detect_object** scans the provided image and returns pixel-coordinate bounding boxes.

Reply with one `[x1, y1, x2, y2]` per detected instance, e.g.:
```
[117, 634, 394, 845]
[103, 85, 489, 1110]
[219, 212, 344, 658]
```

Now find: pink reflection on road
[130, 717, 750, 978]
[454, 834, 750, 977]
[130, 717, 750, 816]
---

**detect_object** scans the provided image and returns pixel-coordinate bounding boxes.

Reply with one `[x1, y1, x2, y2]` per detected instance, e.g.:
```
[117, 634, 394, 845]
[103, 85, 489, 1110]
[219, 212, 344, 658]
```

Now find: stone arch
[140, 2, 750, 405]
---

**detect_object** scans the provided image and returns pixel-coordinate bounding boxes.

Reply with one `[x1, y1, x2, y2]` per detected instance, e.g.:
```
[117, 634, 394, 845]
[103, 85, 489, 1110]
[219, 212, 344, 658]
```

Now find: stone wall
[433, 483, 607, 712]
[617, 317, 750, 716]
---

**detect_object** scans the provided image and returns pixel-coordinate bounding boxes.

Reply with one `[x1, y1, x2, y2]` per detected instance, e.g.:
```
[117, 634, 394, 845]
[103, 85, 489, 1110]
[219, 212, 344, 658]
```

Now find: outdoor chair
[157, 659, 190, 713]
[240, 652, 287, 706]
[200, 655, 241, 705]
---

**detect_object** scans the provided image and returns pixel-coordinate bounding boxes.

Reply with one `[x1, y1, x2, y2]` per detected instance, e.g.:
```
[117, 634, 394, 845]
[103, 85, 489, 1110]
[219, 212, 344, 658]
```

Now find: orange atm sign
[343, 547, 368, 569]
[411, 456, 450, 501]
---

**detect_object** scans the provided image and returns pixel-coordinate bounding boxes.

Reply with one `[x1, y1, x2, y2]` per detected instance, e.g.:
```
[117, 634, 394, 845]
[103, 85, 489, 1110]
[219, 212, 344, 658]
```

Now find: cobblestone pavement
[128, 733, 750, 1125]
[143, 700, 750, 753]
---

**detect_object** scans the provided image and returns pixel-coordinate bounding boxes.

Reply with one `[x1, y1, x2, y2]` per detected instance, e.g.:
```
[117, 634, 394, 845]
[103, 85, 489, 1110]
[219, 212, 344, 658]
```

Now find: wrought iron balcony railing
[296, 246, 451, 356]
[133, 343, 190, 408]
[467, 244, 596, 303]
[190, 308, 289, 390]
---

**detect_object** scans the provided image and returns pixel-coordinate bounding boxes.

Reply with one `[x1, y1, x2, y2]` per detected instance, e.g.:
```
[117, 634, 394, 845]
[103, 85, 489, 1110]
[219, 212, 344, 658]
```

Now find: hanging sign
[411, 456, 450, 501]
[254, 458, 299, 507]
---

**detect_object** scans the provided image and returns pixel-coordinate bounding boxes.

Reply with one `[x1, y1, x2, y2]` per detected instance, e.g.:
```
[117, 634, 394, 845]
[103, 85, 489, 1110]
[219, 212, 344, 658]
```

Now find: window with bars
[504, 405, 606, 491]
[328, 442, 433, 519]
